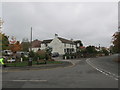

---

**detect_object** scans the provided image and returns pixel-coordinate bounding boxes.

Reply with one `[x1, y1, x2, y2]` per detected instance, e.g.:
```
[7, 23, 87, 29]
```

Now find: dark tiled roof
[42, 39, 53, 43]
[42, 37, 74, 44]
[32, 39, 41, 48]
[58, 37, 74, 44]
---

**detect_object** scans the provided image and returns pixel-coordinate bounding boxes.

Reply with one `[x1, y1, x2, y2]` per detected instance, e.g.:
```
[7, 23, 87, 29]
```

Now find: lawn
[5, 61, 63, 67]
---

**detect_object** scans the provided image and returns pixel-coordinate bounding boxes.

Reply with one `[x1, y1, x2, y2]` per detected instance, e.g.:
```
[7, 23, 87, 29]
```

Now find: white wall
[41, 43, 50, 50]
[49, 37, 65, 55]
[63, 43, 76, 53]
[32, 48, 40, 52]
[40, 37, 76, 55]
[41, 44, 46, 50]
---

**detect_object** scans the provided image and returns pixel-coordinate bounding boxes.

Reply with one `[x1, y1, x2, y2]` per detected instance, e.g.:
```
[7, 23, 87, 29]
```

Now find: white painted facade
[41, 37, 76, 55]
[49, 37, 64, 54]
[41, 44, 49, 50]
[32, 48, 40, 52]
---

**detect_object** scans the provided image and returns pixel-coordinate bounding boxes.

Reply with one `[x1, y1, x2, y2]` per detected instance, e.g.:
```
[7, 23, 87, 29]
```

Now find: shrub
[37, 50, 46, 60]
[22, 56, 29, 61]
[29, 51, 35, 57]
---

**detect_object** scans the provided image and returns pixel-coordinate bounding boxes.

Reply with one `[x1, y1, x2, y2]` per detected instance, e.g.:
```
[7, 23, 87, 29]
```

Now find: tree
[74, 40, 83, 53]
[21, 38, 30, 52]
[21, 42, 30, 52]
[0, 33, 9, 50]
[112, 31, 120, 53]
[37, 50, 46, 59]
[86, 46, 97, 54]
[29, 50, 35, 57]
[0, 18, 4, 32]
[74, 40, 83, 47]
[45, 46, 52, 60]
[9, 41, 21, 53]
[109, 45, 116, 54]
[85, 46, 97, 57]
[101, 48, 109, 56]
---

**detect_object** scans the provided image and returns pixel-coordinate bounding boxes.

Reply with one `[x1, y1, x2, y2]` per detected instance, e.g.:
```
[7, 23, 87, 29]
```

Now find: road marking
[11, 80, 47, 82]
[86, 58, 119, 81]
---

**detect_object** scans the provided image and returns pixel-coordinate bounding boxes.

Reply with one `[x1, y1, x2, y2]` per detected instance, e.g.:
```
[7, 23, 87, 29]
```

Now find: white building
[30, 39, 41, 52]
[41, 35, 76, 55]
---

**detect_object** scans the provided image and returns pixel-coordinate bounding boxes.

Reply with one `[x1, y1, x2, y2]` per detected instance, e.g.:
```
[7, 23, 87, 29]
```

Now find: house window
[64, 49, 67, 53]
[67, 48, 69, 53]
[72, 48, 74, 52]
[70, 49, 72, 53]
[45, 43, 48, 47]
[64, 43, 66, 47]
[72, 44, 73, 48]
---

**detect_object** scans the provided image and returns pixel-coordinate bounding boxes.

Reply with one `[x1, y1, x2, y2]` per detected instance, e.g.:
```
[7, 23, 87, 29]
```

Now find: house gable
[49, 37, 64, 54]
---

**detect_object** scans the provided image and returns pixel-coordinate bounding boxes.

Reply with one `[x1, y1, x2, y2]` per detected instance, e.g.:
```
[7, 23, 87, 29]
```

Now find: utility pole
[28, 27, 33, 66]
[30, 27, 32, 51]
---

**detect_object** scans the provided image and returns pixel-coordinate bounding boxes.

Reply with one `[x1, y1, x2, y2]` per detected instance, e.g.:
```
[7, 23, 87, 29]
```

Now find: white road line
[11, 80, 47, 82]
[86, 58, 119, 81]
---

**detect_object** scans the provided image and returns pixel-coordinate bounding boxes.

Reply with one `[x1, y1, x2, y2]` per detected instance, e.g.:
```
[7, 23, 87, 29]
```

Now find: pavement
[2, 55, 119, 88]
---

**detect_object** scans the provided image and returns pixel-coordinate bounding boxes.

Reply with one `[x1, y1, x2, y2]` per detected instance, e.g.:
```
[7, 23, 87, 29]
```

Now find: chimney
[70, 38, 73, 41]
[55, 33, 58, 37]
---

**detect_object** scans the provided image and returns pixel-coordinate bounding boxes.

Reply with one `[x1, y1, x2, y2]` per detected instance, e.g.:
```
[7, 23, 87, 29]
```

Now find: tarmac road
[86, 54, 119, 80]
[2, 55, 119, 88]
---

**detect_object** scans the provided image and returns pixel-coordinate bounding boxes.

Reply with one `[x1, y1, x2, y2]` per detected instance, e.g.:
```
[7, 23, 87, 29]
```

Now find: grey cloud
[2, 2, 117, 47]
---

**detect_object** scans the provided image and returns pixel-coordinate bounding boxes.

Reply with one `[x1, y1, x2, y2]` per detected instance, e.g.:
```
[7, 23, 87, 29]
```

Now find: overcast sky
[1, 2, 118, 47]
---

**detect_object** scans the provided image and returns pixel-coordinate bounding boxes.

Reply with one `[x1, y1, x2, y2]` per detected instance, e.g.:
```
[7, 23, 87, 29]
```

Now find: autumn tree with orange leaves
[9, 41, 21, 53]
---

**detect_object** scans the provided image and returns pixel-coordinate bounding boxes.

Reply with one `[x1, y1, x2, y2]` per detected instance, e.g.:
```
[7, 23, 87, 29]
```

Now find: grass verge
[5, 61, 63, 67]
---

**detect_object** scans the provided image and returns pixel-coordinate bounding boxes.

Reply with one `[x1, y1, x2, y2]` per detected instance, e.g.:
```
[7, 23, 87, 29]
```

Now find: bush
[48, 59, 55, 61]
[33, 53, 39, 61]
[102, 49, 109, 56]
[37, 50, 46, 60]
[22, 56, 29, 61]
[28, 51, 46, 61]
[29, 51, 35, 57]
[39, 54, 46, 59]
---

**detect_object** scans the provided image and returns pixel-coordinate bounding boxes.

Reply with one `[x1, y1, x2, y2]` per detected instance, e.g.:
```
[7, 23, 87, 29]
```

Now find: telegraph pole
[28, 27, 33, 66]
[30, 27, 32, 51]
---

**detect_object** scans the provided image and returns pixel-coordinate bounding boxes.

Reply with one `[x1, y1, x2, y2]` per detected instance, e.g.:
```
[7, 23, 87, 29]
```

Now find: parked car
[7, 58, 16, 63]
[16, 51, 29, 57]
[52, 52, 59, 57]
[3, 50, 13, 56]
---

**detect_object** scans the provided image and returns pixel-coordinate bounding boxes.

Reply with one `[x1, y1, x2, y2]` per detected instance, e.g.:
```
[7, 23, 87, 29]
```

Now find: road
[86, 54, 119, 80]
[2, 55, 119, 88]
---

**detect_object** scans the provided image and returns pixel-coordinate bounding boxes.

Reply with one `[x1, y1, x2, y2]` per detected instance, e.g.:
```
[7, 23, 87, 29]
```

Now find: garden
[4, 47, 63, 67]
